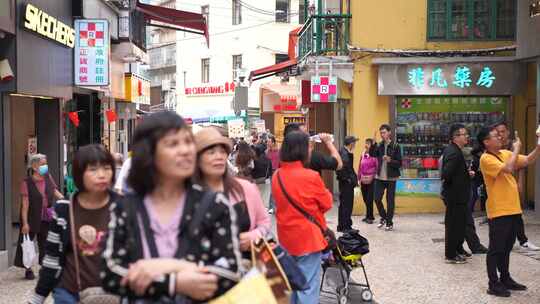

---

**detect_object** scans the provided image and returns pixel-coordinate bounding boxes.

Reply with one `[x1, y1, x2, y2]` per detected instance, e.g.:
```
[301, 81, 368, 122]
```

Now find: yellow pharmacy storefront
[354, 59, 524, 214]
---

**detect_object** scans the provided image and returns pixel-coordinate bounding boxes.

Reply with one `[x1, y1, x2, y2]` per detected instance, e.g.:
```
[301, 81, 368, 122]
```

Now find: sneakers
[377, 220, 386, 229]
[25, 269, 35, 280]
[457, 249, 472, 259]
[502, 278, 527, 291]
[445, 256, 467, 264]
[487, 282, 511, 297]
[472, 245, 489, 254]
[385, 225, 394, 231]
[267, 208, 275, 214]
[520, 241, 540, 251]
[362, 217, 374, 224]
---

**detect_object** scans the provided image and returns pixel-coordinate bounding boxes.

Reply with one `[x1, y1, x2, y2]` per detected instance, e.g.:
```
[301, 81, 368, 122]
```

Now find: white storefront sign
[74, 19, 110, 86]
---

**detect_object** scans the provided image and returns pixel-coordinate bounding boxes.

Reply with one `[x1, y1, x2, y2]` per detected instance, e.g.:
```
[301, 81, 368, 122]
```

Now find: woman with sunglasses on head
[28, 144, 118, 304]
[101, 111, 241, 303]
[194, 127, 271, 254]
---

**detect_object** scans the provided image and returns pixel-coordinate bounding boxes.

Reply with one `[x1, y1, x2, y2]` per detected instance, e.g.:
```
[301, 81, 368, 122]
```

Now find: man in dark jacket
[373, 124, 402, 231]
[336, 136, 359, 232]
[441, 123, 473, 264]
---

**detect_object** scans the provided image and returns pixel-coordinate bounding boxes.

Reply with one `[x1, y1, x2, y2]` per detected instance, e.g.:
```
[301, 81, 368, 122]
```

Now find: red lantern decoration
[105, 109, 117, 123]
[68, 112, 80, 127]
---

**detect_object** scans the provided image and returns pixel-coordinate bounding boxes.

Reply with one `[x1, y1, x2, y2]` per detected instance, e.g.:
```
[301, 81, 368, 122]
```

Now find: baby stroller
[320, 230, 373, 304]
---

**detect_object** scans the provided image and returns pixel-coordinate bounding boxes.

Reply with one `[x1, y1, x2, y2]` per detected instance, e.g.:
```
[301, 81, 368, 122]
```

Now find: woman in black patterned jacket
[101, 111, 242, 303]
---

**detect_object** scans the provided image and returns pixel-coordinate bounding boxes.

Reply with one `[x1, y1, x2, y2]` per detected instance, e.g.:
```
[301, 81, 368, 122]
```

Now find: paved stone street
[1, 210, 539, 304]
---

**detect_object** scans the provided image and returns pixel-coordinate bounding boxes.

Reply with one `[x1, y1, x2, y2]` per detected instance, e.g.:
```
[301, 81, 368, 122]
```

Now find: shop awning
[249, 27, 301, 82]
[249, 59, 297, 82]
[260, 82, 301, 112]
[136, 1, 208, 45]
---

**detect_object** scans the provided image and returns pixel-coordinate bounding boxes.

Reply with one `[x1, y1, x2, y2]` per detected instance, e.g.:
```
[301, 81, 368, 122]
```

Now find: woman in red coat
[272, 131, 333, 304]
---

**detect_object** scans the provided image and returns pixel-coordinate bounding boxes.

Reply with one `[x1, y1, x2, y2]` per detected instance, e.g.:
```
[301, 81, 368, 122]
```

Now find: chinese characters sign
[311, 76, 338, 102]
[407, 65, 495, 90]
[74, 20, 109, 86]
[378, 63, 520, 96]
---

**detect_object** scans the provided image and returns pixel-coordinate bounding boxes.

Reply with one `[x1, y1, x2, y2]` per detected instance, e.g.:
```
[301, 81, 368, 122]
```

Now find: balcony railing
[298, 14, 351, 62]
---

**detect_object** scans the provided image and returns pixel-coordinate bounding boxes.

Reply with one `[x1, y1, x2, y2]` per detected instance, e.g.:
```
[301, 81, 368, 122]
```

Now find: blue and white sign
[74, 19, 109, 86]
[397, 179, 441, 197]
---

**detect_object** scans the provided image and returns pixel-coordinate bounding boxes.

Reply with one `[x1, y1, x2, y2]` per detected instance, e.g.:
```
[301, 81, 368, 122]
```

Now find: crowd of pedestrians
[10, 109, 540, 303]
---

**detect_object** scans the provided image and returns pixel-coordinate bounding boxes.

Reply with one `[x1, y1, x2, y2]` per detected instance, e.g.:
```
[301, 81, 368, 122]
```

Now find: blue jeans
[290, 252, 322, 304]
[53, 287, 79, 304]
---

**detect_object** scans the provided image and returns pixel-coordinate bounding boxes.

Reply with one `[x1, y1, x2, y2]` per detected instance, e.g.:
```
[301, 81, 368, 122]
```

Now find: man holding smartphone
[493, 121, 539, 252]
[478, 126, 540, 297]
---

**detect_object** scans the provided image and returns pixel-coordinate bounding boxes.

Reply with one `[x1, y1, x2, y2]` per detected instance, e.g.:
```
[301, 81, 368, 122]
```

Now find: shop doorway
[9, 96, 61, 227]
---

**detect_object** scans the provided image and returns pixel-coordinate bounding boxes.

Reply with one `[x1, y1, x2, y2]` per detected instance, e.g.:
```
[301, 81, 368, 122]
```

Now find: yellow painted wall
[348, 0, 516, 214]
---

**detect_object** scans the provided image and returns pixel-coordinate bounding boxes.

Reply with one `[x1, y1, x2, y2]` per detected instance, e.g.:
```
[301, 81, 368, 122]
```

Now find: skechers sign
[23, 3, 75, 48]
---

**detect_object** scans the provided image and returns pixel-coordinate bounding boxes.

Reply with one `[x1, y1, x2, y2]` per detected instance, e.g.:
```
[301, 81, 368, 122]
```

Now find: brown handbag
[68, 201, 120, 304]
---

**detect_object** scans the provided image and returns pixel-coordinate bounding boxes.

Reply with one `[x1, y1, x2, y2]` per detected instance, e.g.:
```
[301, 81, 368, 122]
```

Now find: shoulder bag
[276, 171, 336, 252]
[69, 201, 120, 304]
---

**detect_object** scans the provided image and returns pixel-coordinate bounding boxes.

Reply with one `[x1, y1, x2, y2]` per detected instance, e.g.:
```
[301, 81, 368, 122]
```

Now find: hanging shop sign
[74, 19, 110, 86]
[125, 73, 150, 105]
[228, 119, 246, 138]
[311, 76, 338, 102]
[283, 115, 306, 125]
[378, 62, 521, 96]
[23, 3, 75, 48]
[185, 82, 236, 96]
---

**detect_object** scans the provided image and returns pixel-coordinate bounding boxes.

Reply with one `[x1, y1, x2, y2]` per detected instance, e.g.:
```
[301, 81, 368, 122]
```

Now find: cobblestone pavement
[1, 210, 539, 304]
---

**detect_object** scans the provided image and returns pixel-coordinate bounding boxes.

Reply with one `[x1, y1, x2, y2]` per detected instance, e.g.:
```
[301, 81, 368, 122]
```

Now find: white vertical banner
[74, 19, 110, 86]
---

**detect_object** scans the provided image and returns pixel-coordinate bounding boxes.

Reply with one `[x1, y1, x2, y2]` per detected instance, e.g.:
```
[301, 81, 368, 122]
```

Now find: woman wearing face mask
[15, 154, 64, 280]
[194, 127, 271, 254]
[28, 144, 119, 304]
[101, 112, 241, 303]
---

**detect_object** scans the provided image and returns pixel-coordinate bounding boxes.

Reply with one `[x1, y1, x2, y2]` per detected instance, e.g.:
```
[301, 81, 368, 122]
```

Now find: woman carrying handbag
[271, 131, 334, 304]
[28, 144, 120, 304]
[358, 139, 378, 224]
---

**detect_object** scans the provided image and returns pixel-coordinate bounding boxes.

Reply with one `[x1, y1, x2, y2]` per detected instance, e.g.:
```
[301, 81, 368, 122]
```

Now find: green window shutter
[428, 0, 448, 39]
[495, 0, 516, 39]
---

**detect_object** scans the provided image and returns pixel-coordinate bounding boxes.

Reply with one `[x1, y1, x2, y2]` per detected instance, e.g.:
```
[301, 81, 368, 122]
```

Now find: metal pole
[316, 0, 323, 54]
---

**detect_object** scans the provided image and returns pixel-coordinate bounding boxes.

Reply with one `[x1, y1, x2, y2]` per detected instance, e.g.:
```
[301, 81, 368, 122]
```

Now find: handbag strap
[137, 202, 160, 258]
[68, 199, 82, 292]
[276, 171, 326, 235]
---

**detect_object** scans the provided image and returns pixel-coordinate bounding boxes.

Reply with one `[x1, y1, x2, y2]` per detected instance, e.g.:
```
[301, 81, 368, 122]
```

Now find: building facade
[146, 0, 178, 112]
[0, 0, 152, 271]
[348, 0, 530, 213]
[0, 0, 74, 270]
[175, 0, 301, 122]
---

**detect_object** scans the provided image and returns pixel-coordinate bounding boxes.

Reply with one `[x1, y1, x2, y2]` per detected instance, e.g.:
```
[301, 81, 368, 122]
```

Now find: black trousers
[14, 221, 48, 269]
[338, 182, 355, 231]
[444, 202, 467, 259]
[487, 215, 520, 285]
[374, 180, 396, 225]
[516, 215, 528, 245]
[462, 197, 483, 252]
[360, 183, 374, 220]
